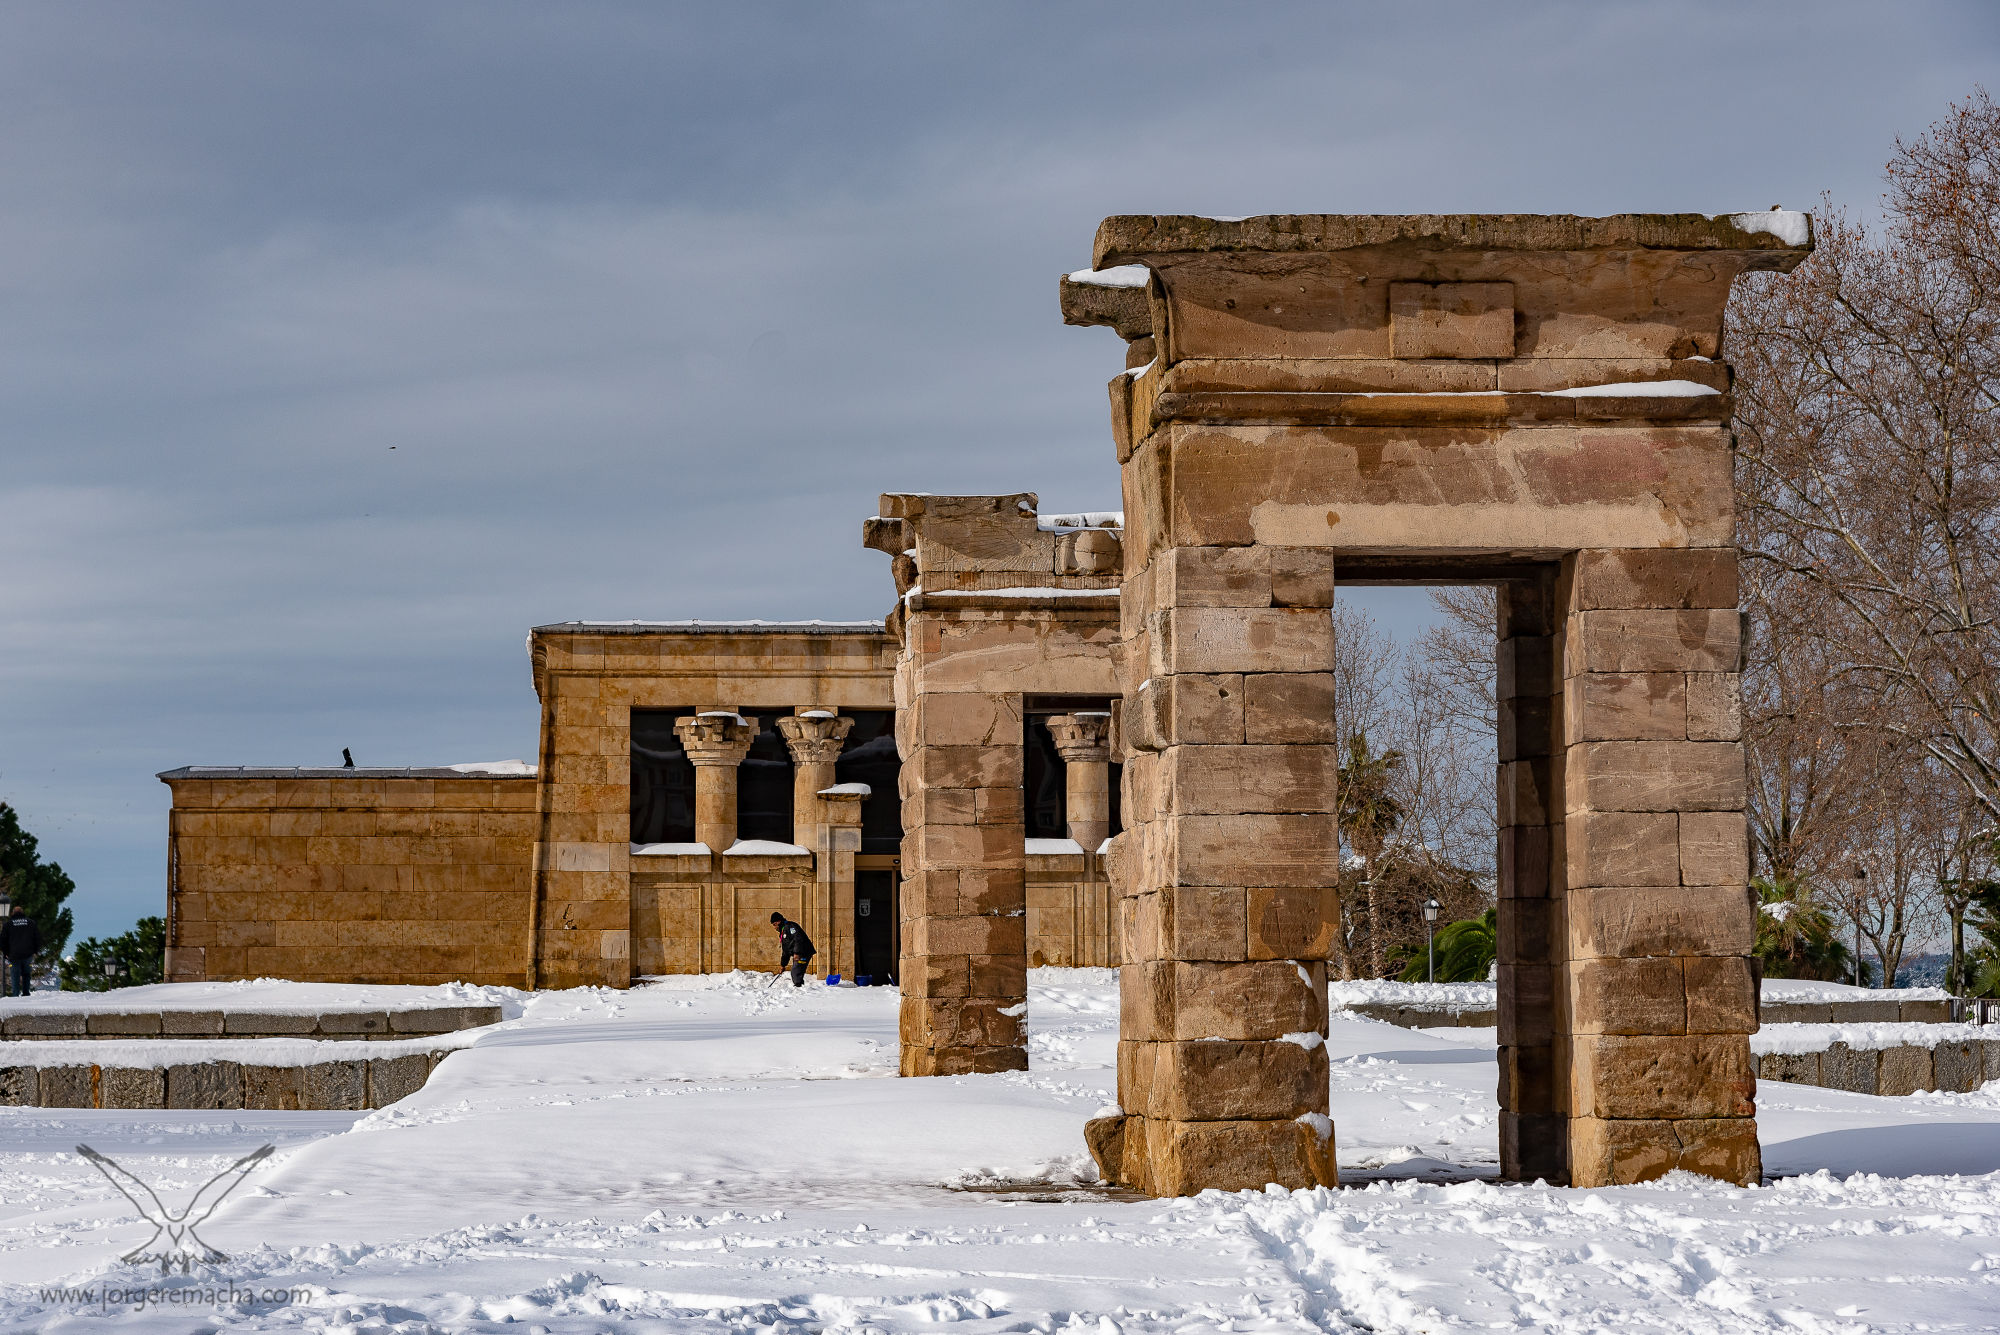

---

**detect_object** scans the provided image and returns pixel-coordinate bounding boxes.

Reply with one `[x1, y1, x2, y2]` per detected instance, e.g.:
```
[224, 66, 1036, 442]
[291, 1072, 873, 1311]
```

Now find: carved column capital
[674, 711, 758, 766]
[1046, 712, 1113, 763]
[776, 712, 854, 765]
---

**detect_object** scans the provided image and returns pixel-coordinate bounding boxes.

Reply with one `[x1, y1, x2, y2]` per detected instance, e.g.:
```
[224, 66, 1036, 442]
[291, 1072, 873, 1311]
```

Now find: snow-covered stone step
[0, 1002, 500, 1040]
[0, 1031, 481, 1108]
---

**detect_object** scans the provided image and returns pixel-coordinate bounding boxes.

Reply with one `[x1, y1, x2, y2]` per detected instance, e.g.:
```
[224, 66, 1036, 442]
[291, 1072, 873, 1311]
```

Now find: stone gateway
[1065, 212, 1810, 1194]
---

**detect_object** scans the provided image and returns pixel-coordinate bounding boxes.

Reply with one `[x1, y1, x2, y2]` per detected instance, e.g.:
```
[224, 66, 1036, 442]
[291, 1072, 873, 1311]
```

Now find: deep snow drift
[0, 968, 1995, 1332]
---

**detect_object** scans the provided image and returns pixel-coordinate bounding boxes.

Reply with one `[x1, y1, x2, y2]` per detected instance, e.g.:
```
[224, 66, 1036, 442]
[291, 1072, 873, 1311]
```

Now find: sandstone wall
[161, 771, 538, 986]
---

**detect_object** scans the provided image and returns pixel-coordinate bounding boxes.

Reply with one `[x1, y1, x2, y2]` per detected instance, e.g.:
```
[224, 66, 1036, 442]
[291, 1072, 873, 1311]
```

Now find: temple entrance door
[853, 867, 898, 985]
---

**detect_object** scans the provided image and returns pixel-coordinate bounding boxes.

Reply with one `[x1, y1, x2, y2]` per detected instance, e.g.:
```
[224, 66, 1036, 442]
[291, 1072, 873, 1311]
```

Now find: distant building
[159, 499, 1125, 989]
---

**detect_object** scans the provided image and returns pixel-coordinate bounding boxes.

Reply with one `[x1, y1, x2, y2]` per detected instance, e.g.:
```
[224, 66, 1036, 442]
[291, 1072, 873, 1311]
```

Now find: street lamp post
[1850, 865, 1869, 987]
[1422, 897, 1442, 985]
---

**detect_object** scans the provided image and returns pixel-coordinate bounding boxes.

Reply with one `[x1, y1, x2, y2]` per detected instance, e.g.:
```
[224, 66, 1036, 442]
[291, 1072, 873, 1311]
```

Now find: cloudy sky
[2, 1, 1994, 940]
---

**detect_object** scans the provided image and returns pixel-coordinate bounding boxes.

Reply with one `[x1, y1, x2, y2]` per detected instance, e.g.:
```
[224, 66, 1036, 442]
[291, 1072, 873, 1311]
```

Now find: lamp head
[1423, 897, 1442, 923]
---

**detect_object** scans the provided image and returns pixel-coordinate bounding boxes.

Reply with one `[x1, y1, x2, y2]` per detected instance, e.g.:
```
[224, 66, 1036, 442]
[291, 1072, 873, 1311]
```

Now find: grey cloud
[1, 0, 1994, 936]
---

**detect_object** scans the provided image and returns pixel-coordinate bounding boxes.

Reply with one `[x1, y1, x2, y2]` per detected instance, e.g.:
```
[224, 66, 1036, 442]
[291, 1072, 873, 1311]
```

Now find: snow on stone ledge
[1335, 977, 1952, 1009]
[1065, 265, 1149, 288]
[447, 760, 537, 776]
[1037, 510, 1125, 532]
[818, 782, 872, 797]
[632, 841, 710, 856]
[1726, 209, 1811, 247]
[724, 839, 810, 856]
[1763, 978, 1949, 1002]
[1331, 979, 1497, 1011]
[0, 978, 523, 1016]
[1026, 837, 1085, 855]
[1541, 380, 1720, 398]
[1752, 1021, 1989, 1054]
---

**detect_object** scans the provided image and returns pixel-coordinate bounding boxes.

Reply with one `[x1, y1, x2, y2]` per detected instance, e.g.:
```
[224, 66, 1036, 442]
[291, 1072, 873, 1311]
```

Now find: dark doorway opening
[854, 868, 898, 985]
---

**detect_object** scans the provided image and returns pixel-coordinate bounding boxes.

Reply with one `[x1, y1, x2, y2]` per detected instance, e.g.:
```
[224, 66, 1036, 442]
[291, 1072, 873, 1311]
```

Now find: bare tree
[1330, 600, 1399, 978]
[1413, 586, 1498, 736]
[1731, 91, 2000, 834]
[1330, 593, 1500, 976]
[1831, 746, 1952, 986]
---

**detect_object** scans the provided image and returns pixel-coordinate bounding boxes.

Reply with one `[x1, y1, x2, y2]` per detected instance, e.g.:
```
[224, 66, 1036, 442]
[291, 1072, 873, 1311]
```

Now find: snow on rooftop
[536, 619, 885, 635]
[1064, 264, 1149, 288]
[164, 765, 537, 779]
[1727, 208, 1811, 247]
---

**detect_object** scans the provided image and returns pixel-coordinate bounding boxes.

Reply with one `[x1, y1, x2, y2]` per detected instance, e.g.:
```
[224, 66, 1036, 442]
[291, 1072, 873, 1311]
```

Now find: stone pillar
[899, 678, 1027, 1075]
[1089, 549, 1341, 1196]
[1046, 712, 1113, 851]
[818, 784, 867, 977]
[777, 712, 855, 846]
[1560, 549, 1760, 1186]
[674, 712, 757, 852]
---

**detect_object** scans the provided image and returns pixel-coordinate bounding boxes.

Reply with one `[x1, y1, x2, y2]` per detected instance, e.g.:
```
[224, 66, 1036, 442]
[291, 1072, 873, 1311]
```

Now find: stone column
[1046, 712, 1113, 851]
[673, 712, 757, 852]
[1560, 549, 1759, 1187]
[819, 785, 867, 978]
[1089, 548, 1341, 1196]
[777, 712, 855, 846]
[899, 677, 1027, 1075]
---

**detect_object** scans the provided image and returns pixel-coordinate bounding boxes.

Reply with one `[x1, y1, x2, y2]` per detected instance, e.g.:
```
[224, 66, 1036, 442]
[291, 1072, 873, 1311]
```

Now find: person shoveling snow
[770, 911, 815, 988]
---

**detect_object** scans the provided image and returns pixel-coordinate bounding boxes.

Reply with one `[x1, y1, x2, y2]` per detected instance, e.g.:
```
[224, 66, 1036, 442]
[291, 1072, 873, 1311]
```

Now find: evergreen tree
[58, 917, 166, 992]
[1965, 885, 2000, 998]
[0, 802, 75, 966]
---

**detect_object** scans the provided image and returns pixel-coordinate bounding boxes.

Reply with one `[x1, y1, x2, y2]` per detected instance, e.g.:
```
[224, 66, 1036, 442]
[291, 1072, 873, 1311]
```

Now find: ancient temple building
[158, 209, 1809, 1199]
[159, 514, 1127, 993]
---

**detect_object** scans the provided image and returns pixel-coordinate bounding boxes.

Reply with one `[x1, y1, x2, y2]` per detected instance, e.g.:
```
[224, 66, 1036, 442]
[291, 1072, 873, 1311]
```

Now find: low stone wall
[1761, 999, 1957, 1024]
[1334, 985, 1962, 1032]
[1342, 1002, 1497, 1029]
[0, 1004, 501, 1041]
[0, 1045, 458, 1110]
[1755, 1027, 2000, 1096]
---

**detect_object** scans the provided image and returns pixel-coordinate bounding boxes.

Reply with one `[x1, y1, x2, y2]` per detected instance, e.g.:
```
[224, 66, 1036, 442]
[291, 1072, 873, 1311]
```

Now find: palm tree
[1338, 730, 1405, 976]
[1754, 873, 1855, 982]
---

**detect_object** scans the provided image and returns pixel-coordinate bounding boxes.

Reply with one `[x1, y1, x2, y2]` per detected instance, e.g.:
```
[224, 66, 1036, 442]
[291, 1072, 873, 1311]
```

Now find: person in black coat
[770, 912, 815, 988]
[1, 906, 40, 997]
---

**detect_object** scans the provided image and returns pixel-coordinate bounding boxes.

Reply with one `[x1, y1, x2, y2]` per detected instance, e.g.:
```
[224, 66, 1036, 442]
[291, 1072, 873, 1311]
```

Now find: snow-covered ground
[1, 968, 1997, 1332]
